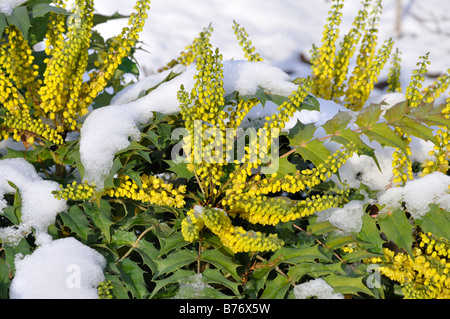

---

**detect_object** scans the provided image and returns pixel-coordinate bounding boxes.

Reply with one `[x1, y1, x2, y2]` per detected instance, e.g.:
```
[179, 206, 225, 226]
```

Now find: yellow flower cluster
[181, 208, 205, 243]
[421, 129, 450, 176]
[227, 98, 260, 129]
[227, 191, 349, 226]
[87, 0, 151, 107]
[44, 0, 66, 56]
[344, 0, 387, 110]
[160, 24, 214, 71]
[377, 232, 450, 299]
[178, 31, 229, 201]
[0, 26, 40, 96]
[182, 205, 283, 253]
[54, 181, 96, 201]
[232, 20, 263, 62]
[421, 70, 450, 104]
[311, 0, 343, 100]
[263, 79, 312, 131]
[391, 127, 413, 185]
[406, 53, 430, 108]
[380, 233, 450, 299]
[347, 38, 394, 111]
[0, 0, 151, 146]
[387, 48, 402, 93]
[97, 280, 114, 299]
[107, 174, 186, 208]
[331, 0, 370, 99]
[1, 112, 64, 145]
[37, 0, 94, 131]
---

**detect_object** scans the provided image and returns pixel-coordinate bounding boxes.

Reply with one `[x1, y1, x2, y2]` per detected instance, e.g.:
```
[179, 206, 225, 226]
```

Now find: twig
[117, 225, 155, 263]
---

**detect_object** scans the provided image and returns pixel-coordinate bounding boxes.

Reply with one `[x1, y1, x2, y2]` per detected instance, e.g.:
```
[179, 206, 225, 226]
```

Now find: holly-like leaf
[59, 205, 91, 242]
[288, 120, 317, 145]
[355, 103, 384, 128]
[7, 7, 31, 39]
[164, 159, 194, 180]
[200, 249, 241, 282]
[260, 273, 290, 299]
[377, 209, 414, 257]
[383, 100, 408, 124]
[31, 3, 69, 18]
[415, 205, 450, 241]
[116, 258, 148, 298]
[322, 111, 354, 134]
[357, 213, 385, 254]
[150, 269, 195, 298]
[202, 268, 242, 297]
[396, 116, 436, 143]
[363, 122, 408, 155]
[270, 245, 333, 265]
[82, 200, 114, 243]
[324, 273, 374, 297]
[153, 250, 197, 277]
[0, 13, 7, 36]
[294, 139, 331, 168]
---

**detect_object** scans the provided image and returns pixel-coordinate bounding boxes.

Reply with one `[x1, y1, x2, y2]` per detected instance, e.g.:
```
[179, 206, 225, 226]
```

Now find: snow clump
[9, 237, 106, 299]
[293, 278, 344, 299]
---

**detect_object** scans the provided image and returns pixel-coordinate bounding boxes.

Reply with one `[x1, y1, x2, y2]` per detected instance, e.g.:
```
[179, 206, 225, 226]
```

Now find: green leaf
[300, 95, 320, 111]
[202, 268, 242, 297]
[270, 245, 333, 265]
[355, 103, 383, 128]
[0, 13, 7, 36]
[323, 273, 374, 297]
[255, 86, 269, 106]
[164, 160, 194, 180]
[378, 209, 414, 257]
[363, 122, 408, 155]
[325, 235, 356, 250]
[200, 249, 241, 282]
[288, 121, 317, 145]
[150, 269, 195, 298]
[111, 231, 137, 247]
[103, 156, 123, 189]
[409, 102, 450, 130]
[59, 205, 91, 242]
[120, 212, 157, 231]
[307, 220, 339, 235]
[343, 249, 383, 263]
[153, 250, 197, 277]
[32, 3, 69, 18]
[92, 12, 129, 26]
[383, 100, 408, 124]
[82, 201, 114, 243]
[260, 273, 291, 299]
[295, 139, 331, 168]
[116, 258, 148, 298]
[395, 116, 436, 143]
[322, 111, 354, 134]
[357, 213, 385, 254]
[286, 120, 331, 166]
[134, 240, 159, 274]
[415, 205, 450, 241]
[7, 7, 31, 39]
[158, 232, 191, 256]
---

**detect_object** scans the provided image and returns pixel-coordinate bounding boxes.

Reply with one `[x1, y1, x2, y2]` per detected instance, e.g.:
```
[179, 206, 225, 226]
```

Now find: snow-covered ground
[93, 0, 450, 86]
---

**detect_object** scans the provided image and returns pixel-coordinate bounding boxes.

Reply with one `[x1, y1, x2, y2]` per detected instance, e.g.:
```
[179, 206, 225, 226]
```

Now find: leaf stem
[117, 225, 155, 264]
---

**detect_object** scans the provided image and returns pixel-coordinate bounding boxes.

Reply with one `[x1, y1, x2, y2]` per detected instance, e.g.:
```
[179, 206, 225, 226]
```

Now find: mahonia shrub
[0, 0, 449, 300]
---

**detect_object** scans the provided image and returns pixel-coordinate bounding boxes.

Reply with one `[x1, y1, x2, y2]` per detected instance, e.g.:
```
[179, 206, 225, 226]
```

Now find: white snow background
[1, 0, 450, 299]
